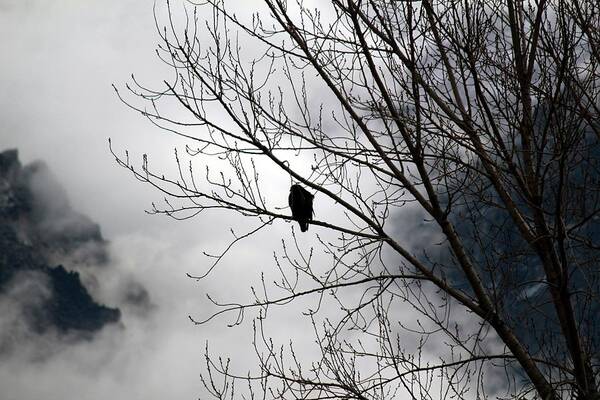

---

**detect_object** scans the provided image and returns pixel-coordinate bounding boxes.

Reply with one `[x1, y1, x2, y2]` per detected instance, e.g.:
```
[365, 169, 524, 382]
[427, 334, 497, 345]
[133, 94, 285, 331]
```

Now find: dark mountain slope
[0, 149, 120, 340]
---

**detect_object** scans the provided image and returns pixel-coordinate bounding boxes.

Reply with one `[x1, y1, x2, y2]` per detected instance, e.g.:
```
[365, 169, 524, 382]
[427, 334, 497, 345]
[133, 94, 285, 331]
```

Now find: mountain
[0, 149, 120, 348]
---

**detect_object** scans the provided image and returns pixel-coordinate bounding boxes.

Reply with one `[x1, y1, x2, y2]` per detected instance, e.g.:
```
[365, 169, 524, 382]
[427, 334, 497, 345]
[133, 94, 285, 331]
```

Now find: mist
[0, 1, 506, 399]
[0, 1, 259, 398]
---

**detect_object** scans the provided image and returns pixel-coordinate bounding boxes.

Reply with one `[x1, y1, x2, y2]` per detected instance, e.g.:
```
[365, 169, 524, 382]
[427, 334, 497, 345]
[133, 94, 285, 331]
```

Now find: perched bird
[288, 184, 314, 232]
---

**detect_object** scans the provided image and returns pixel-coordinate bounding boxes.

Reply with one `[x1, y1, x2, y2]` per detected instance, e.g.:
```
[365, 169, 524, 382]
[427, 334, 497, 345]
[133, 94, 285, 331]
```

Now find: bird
[288, 184, 314, 232]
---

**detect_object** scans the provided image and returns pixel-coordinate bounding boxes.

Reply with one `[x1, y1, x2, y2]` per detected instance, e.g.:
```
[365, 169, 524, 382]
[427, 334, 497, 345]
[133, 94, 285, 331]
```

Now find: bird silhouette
[288, 184, 314, 232]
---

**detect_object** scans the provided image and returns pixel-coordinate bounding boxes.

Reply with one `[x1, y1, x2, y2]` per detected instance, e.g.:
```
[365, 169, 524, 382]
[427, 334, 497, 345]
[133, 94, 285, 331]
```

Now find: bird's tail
[299, 221, 309, 232]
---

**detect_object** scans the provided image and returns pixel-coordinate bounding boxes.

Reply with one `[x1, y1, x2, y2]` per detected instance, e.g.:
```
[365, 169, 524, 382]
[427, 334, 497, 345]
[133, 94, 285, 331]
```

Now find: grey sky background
[0, 1, 362, 399]
[0, 1, 484, 399]
[0, 1, 276, 399]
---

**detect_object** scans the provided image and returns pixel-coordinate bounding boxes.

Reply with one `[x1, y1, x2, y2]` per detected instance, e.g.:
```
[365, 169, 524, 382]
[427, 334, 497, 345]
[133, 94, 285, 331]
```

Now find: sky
[0, 1, 283, 399]
[2, 2, 592, 398]
[0, 1, 504, 399]
[0, 1, 381, 399]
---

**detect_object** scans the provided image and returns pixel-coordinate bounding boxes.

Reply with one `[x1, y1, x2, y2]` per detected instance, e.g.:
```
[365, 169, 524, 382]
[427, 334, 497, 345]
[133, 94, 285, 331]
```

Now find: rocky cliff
[0, 149, 120, 347]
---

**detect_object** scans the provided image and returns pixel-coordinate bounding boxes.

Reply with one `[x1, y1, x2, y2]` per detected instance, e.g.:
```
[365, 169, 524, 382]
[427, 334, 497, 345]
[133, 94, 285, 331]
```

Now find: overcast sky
[0, 1, 289, 399]
[0, 1, 483, 399]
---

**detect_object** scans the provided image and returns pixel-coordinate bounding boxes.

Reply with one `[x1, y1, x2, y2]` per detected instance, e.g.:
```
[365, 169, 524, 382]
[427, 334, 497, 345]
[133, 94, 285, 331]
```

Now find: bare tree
[113, 0, 600, 399]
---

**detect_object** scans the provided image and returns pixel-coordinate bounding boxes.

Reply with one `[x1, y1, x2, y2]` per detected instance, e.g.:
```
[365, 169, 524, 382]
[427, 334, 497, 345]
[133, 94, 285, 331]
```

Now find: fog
[0, 1, 349, 398]
[0, 1, 494, 399]
[0, 1, 271, 398]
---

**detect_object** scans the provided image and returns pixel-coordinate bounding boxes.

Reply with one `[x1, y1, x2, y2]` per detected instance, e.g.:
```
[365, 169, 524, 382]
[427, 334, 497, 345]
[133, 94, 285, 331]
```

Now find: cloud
[0, 270, 53, 357]
[0, 0, 287, 391]
[0, 2, 515, 399]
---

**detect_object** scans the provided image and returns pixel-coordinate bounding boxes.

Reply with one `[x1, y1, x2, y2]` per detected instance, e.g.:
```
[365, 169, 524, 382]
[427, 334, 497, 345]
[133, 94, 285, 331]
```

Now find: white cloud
[0, 1, 507, 399]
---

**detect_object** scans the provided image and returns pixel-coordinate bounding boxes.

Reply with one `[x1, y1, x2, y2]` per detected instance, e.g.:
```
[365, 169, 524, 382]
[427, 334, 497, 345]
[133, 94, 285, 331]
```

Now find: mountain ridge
[0, 148, 120, 347]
